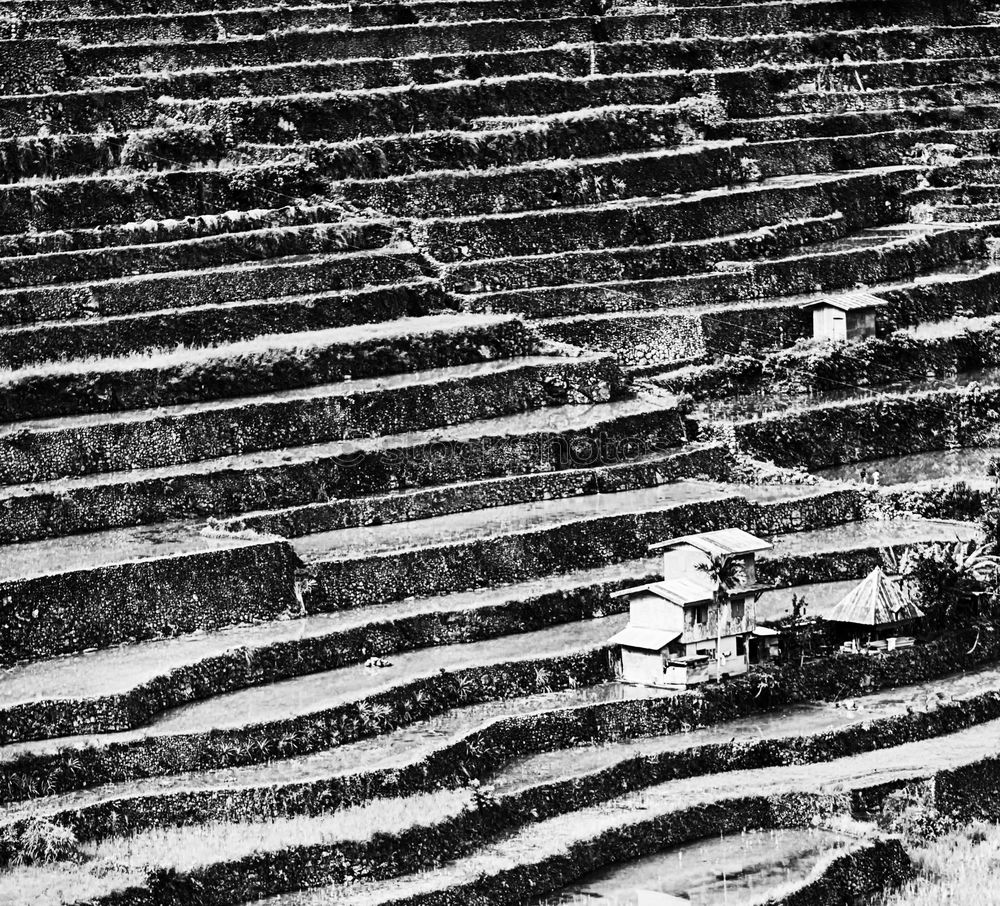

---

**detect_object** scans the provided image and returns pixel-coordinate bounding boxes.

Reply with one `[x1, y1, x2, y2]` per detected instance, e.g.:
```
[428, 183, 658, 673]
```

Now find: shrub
[9, 818, 79, 866]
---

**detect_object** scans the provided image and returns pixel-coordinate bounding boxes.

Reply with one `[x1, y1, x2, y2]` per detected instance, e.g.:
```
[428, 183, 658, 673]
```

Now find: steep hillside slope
[3, 0, 1000, 902]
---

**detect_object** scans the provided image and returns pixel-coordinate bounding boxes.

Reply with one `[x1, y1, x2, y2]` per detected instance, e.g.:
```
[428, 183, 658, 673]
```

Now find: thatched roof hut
[827, 567, 924, 627]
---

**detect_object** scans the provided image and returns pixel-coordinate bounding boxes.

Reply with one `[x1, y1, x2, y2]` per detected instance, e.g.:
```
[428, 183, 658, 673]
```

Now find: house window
[736, 637, 746, 656]
[731, 599, 745, 622]
[695, 605, 708, 625]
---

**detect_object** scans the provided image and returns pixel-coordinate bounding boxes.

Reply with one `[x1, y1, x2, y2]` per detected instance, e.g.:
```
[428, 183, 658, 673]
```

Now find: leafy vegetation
[876, 821, 1000, 906]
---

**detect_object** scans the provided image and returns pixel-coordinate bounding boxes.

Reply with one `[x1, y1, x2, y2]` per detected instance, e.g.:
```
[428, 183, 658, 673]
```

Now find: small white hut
[799, 290, 884, 342]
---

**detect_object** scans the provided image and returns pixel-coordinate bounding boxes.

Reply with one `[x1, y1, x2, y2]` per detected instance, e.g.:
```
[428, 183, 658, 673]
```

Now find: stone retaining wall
[0, 538, 301, 668]
[735, 385, 1000, 469]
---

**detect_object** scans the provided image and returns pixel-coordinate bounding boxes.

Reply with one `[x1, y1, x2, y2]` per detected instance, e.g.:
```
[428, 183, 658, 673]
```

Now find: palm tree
[947, 539, 1000, 590]
[695, 553, 748, 680]
[899, 539, 1000, 631]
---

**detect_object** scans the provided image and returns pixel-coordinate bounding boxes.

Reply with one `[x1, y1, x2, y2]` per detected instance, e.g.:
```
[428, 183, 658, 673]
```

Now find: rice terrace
[9, 0, 1000, 902]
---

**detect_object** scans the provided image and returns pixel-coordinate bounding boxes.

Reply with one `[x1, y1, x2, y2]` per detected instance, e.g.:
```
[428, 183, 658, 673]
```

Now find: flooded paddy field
[532, 827, 854, 905]
[694, 365, 1000, 426]
[488, 661, 1000, 799]
[815, 446, 1000, 486]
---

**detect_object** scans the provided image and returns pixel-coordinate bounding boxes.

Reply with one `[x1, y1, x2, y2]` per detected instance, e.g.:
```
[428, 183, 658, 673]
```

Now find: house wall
[629, 592, 685, 633]
[683, 592, 757, 645]
[619, 647, 670, 687]
[683, 631, 746, 665]
[813, 307, 847, 342]
[619, 645, 747, 688]
[662, 549, 757, 588]
[847, 309, 877, 340]
[663, 661, 712, 686]
[662, 545, 707, 580]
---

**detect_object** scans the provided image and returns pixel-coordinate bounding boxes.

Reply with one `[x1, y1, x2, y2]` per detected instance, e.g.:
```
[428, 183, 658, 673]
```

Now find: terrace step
[0, 610, 621, 779]
[0, 443, 729, 668]
[333, 128, 935, 217]
[6, 651, 997, 848]
[298, 464, 970, 605]
[715, 103, 1000, 144]
[169, 71, 700, 145]
[10, 5, 352, 45]
[237, 104, 696, 181]
[0, 161, 326, 234]
[0, 87, 149, 140]
[595, 24, 1000, 75]
[71, 18, 598, 78]
[0, 556, 657, 742]
[461, 222, 990, 318]
[726, 376, 1000, 470]
[413, 166, 922, 263]
[925, 202, 1000, 222]
[714, 55, 1000, 106]
[255, 718, 1000, 906]
[0, 244, 424, 328]
[0, 520, 302, 666]
[597, 2, 977, 41]
[0, 220, 395, 291]
[768, 83, 1000, 118]
[0, 392, 687, 543]
[5, 0, 582, 18]
[539, 307, 778, 369]
[107, 44, 592, 99]
[0, 310, 535, 420]
[215, 443, 731, 537]
[1, 0, 336, 12]
[606, 257, 1000, 374]
[932, 155, 1000, 184]
[0, 278, 452, 367]
[0, 125, 226, 185]
[335, 143, 755, 219]
[442, 212, 850, 295]
[0, 353, 624, 483]
[0, 200, 343, 258]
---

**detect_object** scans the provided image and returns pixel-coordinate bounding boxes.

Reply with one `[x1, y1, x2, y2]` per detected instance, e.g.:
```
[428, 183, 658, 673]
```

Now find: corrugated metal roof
[798, 290, 886, 312]
[611, 577, 714, 605]
[649, 528, 772, 556]
[648, 577, 715, 605]
[608, 626, 682, 651]
[827, 568, 925, 626]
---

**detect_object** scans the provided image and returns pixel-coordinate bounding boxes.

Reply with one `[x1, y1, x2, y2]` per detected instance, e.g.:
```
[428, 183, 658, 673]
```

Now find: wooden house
[799, 290, 884, 342]
[826, 567, 924, 649]
[609, 529, 774, 688]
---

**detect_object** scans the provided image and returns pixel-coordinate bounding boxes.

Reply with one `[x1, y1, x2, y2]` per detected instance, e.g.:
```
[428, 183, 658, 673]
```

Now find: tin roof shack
[827, 567, 925, 652]
[799, 290, 884, 343]
[609, 529, 773, 688]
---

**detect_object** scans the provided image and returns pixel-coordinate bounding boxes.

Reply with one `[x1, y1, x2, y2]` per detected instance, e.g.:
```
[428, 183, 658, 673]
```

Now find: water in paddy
[756, 580, 857, 621]
[695, 364, 1000, 424]
[2, 682, 674, 822]
[488, 662, 1000, 798]
[815, 446, 1000, 486]
[532, 828, 853, 905]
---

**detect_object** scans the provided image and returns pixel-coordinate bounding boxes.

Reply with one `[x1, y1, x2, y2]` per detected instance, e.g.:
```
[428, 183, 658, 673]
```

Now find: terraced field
[6, 0, 1000, 901]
